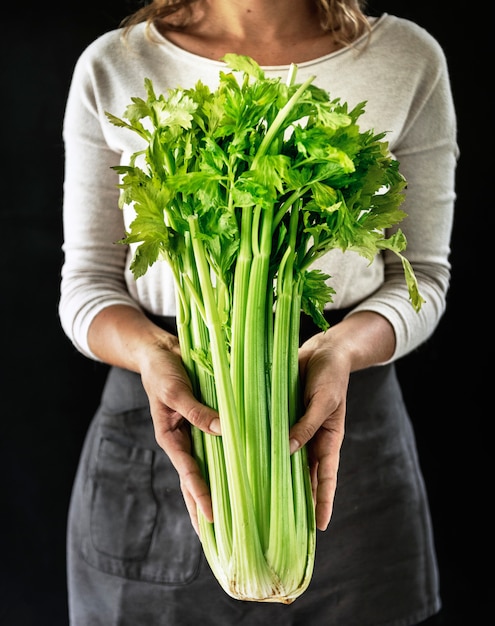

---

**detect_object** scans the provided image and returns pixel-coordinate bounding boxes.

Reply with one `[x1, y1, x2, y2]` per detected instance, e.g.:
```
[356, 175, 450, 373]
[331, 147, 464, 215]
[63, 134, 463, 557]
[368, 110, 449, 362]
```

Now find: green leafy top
[106, 53, 424, 328]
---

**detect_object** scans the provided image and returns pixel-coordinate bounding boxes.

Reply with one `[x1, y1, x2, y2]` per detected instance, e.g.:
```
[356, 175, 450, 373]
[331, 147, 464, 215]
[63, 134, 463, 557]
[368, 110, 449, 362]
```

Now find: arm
[59, 40, 219, 533]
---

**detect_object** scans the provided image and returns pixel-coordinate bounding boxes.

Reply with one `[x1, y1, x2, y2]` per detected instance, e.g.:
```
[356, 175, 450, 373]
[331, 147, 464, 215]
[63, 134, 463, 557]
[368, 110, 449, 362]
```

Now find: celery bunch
[106, 54, 422, 604]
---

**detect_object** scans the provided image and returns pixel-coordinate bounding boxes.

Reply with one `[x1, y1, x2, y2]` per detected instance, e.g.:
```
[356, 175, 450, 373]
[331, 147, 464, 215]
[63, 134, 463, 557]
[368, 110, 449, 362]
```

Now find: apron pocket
[91, 437, 156, 559]
[80, 432, 202, 585]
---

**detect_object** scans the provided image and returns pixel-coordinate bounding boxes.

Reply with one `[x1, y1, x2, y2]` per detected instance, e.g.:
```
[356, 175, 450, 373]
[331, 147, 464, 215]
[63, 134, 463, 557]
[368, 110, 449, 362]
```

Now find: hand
[88, 305, 222, 535]
[290, 311, 396, 531]
[292, 334, 349, 532]
[139, 339, 221, 535]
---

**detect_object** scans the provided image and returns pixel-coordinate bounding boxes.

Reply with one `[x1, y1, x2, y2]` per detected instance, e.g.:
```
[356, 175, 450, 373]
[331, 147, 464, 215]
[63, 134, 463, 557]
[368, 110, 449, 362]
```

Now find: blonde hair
[121, 0, 370, 47]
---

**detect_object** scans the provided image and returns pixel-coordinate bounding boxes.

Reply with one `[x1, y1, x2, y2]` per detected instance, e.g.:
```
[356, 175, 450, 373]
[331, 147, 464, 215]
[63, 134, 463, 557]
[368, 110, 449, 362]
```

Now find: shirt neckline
[147, 13, 388, 70]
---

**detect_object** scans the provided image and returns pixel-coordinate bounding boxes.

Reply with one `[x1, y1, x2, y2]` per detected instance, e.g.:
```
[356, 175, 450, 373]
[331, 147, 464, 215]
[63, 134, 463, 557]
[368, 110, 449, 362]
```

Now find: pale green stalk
[267, 203, 303, 592]
[241, 202, 273, 549]
[179, 234, 234, 567]
[229, 204, 252, 444]
[187, 214, 275, 600]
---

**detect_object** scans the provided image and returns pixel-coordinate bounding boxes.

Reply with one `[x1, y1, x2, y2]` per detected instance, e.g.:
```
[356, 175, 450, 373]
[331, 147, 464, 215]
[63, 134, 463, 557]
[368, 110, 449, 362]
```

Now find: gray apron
[67, 315, 440, 625]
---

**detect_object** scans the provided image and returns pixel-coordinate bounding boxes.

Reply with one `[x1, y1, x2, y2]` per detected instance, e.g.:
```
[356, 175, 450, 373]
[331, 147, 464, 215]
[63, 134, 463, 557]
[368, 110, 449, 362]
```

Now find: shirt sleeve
[59, 40, 142, 360]
[348, 29, 459, 362]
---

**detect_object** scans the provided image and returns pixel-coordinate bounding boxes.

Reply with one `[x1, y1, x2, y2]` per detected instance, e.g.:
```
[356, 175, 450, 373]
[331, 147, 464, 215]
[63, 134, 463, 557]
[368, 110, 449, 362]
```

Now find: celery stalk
[107, 53, 423, 604]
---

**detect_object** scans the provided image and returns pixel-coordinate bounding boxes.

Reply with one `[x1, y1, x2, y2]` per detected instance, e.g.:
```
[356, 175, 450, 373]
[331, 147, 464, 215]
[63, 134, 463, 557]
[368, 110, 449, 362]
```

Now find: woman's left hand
[291, 311, 396, 531]
[293, 334, 350, 531]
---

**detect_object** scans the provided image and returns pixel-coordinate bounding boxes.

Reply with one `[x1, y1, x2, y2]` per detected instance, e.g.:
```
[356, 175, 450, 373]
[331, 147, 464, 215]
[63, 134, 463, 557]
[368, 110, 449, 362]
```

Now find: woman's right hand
[87, 304, 221, 534]
[139, 339, 221, 534]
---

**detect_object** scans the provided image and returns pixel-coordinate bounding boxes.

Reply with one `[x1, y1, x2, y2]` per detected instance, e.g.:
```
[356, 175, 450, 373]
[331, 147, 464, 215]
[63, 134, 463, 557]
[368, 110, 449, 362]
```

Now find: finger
[311, 451, 339, 531]
[155, 372, 222, 436]
[308, 427, 342, 531]
[152, 410, 214, 525]
[289, 365, 346, 451]
[289, 396, 335, 452]
[180, 461, 214, 524]
[181, 477, 214, 536]
[165, 443, 214, 532]
[179, 397, 221, 436]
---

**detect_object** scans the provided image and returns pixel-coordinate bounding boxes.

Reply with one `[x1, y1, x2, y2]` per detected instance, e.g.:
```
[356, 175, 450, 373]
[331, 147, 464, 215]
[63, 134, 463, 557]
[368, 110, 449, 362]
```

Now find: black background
[1, 2, 488, 624]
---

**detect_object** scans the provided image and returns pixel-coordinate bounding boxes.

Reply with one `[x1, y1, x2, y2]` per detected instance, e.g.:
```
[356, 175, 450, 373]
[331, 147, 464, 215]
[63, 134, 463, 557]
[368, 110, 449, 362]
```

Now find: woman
[59, 1, 458, 624]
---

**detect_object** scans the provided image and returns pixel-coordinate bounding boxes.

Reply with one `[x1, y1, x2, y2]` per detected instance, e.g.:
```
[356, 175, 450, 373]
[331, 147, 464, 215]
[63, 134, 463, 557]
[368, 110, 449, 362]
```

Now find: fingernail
[289, 438, 300, 454]
[210, 418, 221, 435]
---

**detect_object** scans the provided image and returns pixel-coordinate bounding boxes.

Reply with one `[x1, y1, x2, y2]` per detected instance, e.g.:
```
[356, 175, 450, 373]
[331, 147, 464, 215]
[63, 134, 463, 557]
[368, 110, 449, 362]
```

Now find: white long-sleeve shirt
[60, 13, 458, 362]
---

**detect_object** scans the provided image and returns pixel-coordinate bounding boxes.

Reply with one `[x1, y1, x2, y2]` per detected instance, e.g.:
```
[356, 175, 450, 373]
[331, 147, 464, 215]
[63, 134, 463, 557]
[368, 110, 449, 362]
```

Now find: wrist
[88, 304, 180, 372]
[309, 310, 395, 372]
